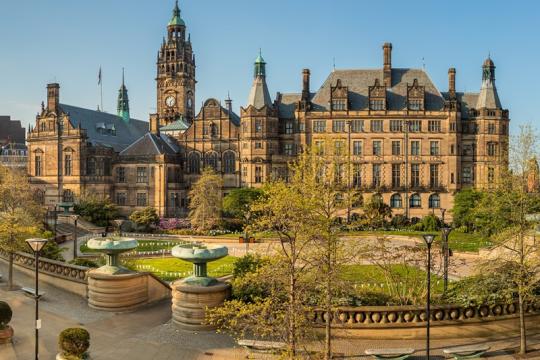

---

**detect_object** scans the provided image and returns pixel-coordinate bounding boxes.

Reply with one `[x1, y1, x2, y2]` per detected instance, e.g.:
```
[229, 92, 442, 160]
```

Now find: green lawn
[127, 256, 236, 281]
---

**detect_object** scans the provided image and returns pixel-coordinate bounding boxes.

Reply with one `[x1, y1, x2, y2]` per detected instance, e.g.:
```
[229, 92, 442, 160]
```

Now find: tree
[361, 195, 392, 229]
[0, 166, 43, 289]
[474, 124, 540, 354]
[222, 188, 263, 221]
[188, 168, 223, 232]
[73, 194, 118, 228]
[129, 207, 159, 232]
[451, 188, 484, 231]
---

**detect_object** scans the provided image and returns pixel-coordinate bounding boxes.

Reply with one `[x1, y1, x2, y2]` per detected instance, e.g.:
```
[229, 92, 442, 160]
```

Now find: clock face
[165, 96, 176, 108]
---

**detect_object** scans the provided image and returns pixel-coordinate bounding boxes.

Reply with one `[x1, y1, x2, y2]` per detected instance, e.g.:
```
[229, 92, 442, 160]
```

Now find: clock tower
[156, 1, 196, 125]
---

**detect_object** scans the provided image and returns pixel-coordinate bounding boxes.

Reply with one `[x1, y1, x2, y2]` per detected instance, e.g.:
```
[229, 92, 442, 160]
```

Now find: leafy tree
[451, 188, 484, 231]
[474, 124, 540, 354]
[222, 188, 263, 222]
[0, 166, 43, 289]
[129, 207, 160, 232]
[188, 168, 223, 231]
[361, 195, 392, 229]
[73, 194, 118, 228]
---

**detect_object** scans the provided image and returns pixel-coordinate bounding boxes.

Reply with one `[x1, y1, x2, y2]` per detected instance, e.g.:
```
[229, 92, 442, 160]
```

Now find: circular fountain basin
[171, 245, 228, 263]
[87, 237, 137, 275]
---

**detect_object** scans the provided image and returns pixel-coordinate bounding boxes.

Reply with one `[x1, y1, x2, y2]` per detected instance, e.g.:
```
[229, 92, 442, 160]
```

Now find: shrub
[353, 290, 393, 306]
[158, 218, 190, 231]
[0, 301, 12, 330]
[74, 196, 118, 227]
[233, 254, 269, 278]
[58, 328, 90, 359]
[130, 207, 160, 232]
[40, 241, 65, 262]
[410, 214, 442, 232]
[219, 218, 244, 232]
[390, 215, 410, 229]
[68, 258, 98, 268]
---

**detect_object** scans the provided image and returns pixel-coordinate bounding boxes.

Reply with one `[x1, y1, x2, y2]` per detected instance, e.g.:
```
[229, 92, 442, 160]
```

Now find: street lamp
[423, 233, 436, 360]
[440, 208, 446, 225]
[71, 215, 79, 260]
[441, 226, 452, 293]
[25, 238, 49, 360]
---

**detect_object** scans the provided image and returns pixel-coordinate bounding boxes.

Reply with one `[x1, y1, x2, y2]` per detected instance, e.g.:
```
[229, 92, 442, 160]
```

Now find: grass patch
[127, 256, 236, 281]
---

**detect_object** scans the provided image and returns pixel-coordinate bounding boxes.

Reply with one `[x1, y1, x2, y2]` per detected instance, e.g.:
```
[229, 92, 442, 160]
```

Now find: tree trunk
[288, 269, 296, 359]
[8, 251, 14, 290]
[325, 249, 332, 360]
[518, 291, 527, 354]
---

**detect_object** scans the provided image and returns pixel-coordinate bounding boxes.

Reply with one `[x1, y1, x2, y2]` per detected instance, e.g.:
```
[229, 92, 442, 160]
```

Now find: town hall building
[26, 1, 509, 220]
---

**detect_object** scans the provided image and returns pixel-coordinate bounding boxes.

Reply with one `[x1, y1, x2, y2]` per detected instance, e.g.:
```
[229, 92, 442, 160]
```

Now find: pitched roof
[278, 93, 302, 118]
[119, 132, 179, 157]
[160, 118, 191, 132]
[247, 76, 272, 109]
[60, 104, 148, 152]
[476, 79, 502, 109]
[310, 68, 445, 111]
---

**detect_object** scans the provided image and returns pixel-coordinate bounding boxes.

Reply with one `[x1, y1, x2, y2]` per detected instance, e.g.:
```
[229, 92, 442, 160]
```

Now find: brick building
[27, 1, 509, 219]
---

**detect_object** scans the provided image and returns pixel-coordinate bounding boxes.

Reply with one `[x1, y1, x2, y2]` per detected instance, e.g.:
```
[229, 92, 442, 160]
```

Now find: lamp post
[441, 226, 452, 293]
[53, 204, 58, 237]
[25, 238, 49, 360]
[423, 234, 436, 360]
[440, 208, 446, 225]
[72, 215, 79, 260]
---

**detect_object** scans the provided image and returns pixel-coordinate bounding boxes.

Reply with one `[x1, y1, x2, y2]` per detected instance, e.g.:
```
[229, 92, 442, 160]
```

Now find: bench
[238, 339, 286, 353]
[21, 287, 45, 299]
[443, 345, 490, 359]
[365, 348, 415, 360]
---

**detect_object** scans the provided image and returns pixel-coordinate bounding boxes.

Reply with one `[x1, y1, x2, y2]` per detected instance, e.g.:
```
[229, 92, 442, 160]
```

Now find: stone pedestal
[171, 281, 230, 330]
[0, 326, 13, 344]
[87, 270, 148, 312]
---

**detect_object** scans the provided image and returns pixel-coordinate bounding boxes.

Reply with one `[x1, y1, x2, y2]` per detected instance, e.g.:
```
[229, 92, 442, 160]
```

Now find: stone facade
[26, 2, 509, 220]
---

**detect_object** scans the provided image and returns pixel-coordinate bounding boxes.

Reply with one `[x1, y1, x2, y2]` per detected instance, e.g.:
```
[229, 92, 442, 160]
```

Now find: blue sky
[1, 0, 539, 132]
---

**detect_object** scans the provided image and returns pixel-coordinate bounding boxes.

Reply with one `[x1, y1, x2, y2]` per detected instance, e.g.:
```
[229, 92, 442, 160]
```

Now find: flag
[98, 67, 102, 85]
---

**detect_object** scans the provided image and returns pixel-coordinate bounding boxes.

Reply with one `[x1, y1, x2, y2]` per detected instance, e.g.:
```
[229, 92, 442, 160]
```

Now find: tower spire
[117, 68, 130, 123]
[248, 50, 272, 108]
[476, 56, 501, 109]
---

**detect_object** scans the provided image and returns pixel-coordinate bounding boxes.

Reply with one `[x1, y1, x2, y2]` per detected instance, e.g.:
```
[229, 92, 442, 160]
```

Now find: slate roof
[309, 68, 445, 111]
[278, 93, 302, 118]
[60, 104, 148, 152]
[160, 118, 191, 132]
[247, 76, 272, 109]
[476, 79, 502, 109]
[119, 132, 179, 157]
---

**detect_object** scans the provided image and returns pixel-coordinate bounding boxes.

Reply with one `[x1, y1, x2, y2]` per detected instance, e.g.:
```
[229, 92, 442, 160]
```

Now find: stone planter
[0, 326, 14, 344]
[87, 271, 148, 312]
[171, 280, 230, 330]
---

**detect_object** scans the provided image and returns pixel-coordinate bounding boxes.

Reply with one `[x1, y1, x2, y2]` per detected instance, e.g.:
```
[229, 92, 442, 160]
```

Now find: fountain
[171, 244, 231, 330]
[86, 235, 149, 311]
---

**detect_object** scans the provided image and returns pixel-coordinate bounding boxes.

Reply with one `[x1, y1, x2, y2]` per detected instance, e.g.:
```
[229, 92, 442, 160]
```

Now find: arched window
[188, 152, 201, 174]
[205, 152, 218, 171]
[63, 189, 74, 203]
[429, 194, 440, 209]
[390, 194, 402, 208]
[223, 151, 236, 174]
[410, 193, 422, 208]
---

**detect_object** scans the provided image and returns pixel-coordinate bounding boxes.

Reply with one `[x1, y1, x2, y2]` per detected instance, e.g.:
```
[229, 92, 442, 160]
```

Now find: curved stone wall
[87, 271, 148, 312]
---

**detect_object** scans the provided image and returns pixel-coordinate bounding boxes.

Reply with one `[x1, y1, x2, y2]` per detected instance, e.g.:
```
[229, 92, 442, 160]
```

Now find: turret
[117, 68, 130, 123]
[247, 50, 272, 109]
[476, 56, 502, 109]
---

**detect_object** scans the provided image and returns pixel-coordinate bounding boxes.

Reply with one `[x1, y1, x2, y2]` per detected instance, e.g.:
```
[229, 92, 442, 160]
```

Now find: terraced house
[26, 1, 509, 219]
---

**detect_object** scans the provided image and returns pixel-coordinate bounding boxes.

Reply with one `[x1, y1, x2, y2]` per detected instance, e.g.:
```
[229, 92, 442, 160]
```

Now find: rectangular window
[284, 144, 293, 156]
[411, 164, 420, 187]
[136, 193, 147, 207]
[392, 164, 401, 188]
[255, 142, 263, 149]
[390, 120, 402, 132]
[409, 120, 421, 132]
[450, 122, 456, 132]
[428, 120, 441, 132]
[370, 99, 384, 111]
[430, 141, 440, 155]
[332, 120, 345, 133]
[334, 141, 344, 156]
[372, 164, 381, 187]
[116, 167, 126, 183]
[409, 99, 422, 110]
[116, 192, 127, 206]
[372, 140, 382, 156]
[353, 164, 362, 188]
[103, 158, 111, 177]
[331, 99, 346, 111]
[450, 144, 455, 155]
[285, 121, 294, 134]
[488, 167, 495, 183]
[242, 166, 247, 178]
[64, 154, 72, 176]
[136, 167, 147, 183]
[242, 122, 248, 133]
[430, 164, 439, 187]
[391, 141, 401, 156]
[411, 140, 420, 156]
[35, 155, 42, 176]
[351, 120, 364, 132]
[255, 166, 263, 183]
[255, 119, 262, 133]
[487, 142, 497, 156]
[315, 140, 325, 155]
[488, 123, 496, 134]
[370, 120, 383, 132]
[462, 167, 472, 184]
[313, 120, 326, 133]
[353, 141, 362, 155]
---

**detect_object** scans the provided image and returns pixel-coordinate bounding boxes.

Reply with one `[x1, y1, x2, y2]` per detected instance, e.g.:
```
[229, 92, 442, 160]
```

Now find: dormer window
[331, 99, 346, 111]
[370, 100, 385, 111]
[106, 124, 116, 136]
[330, 79, 348, 111]
[407, 79, 425, 111]
[409, 100, 422, 111]
[96, 122, 106, 134]
[369, 79, 387, 111]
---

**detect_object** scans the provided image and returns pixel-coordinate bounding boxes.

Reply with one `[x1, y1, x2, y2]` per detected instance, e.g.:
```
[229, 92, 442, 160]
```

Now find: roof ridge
[147, 133, 162, 154]
[119, 134, 147, 155]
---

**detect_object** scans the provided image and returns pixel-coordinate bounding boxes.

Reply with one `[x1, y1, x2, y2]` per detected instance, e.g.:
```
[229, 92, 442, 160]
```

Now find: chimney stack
[383, 43, 392, 87]
[302, 68, 311, 101]
[448, 68, 456, 98]
[47, 83, 60, 113]
[150, 114, 160, 136]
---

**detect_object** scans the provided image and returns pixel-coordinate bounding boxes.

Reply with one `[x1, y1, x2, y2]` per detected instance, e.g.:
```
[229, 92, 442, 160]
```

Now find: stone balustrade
[0, 251, 88, 284]
[311, 302, 540, 329]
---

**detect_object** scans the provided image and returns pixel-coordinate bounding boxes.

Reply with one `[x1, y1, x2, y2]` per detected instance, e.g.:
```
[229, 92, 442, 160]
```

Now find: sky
[1, 0, 539, 133]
